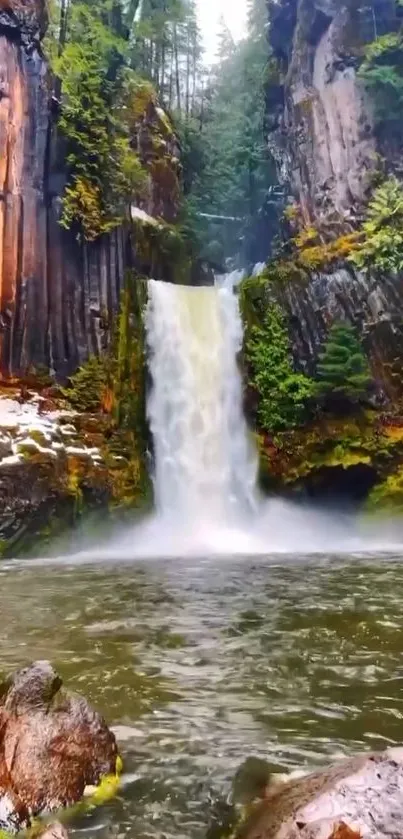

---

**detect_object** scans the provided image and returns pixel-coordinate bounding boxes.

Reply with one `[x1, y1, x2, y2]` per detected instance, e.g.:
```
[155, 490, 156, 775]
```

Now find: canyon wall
[267, 0, 403, 398]
[0, 0, 180, 379]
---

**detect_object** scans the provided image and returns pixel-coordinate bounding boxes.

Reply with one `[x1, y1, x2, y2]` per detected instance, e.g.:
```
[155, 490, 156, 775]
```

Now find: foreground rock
[237, 748, 403, 839]
[0, 661, 118, 832]
[36, 824, 70, 839]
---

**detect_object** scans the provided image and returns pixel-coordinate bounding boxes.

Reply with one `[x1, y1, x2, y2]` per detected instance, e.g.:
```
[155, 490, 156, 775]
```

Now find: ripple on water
[1, 554, 403, 837]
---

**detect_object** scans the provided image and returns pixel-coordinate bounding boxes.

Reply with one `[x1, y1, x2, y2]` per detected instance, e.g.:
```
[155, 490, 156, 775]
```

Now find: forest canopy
[46, 0, 276, 262]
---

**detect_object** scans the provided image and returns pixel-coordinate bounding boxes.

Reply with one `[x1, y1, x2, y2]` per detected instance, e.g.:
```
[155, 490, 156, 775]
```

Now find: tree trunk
[173, 23, 181, 113]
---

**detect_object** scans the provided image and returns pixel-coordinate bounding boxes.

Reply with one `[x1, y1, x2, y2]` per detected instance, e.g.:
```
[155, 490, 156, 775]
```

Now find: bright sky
[197, 0, 247, 63]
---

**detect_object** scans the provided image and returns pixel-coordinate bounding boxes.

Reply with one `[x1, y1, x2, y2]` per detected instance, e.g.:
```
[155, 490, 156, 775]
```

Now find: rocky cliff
[268, 0, 399, 225]
[266, 0, 403, 399]
[0, 0, 180, 379]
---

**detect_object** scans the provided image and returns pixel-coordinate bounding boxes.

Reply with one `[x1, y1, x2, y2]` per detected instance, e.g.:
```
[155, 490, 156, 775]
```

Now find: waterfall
[145, 275, 258, 530]
[71, 275, 397, 561]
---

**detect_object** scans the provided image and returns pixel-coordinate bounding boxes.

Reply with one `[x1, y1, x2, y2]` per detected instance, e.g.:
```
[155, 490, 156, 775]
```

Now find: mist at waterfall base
[76, 275, 403, 560]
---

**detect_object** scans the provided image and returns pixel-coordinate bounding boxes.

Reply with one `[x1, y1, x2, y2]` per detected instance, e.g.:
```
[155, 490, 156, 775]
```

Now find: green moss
[257, 412, 403, 501]
[133, 216, 190, 284]
[28, 429, 48, 446]
[61, 272, 152, 513]
[62, 355, 112, 413]
[366, 466, 403, 514]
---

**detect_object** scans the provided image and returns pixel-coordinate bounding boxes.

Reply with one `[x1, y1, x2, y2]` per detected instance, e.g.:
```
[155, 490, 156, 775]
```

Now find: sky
[197, 0, 247, 63]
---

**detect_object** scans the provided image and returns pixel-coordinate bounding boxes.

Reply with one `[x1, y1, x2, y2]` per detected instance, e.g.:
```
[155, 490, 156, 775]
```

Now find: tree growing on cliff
[350, 176, 403, 273]
[314, 322, 372, 409]
[359, 31, 403, 141]
[245, 304, 314, 432]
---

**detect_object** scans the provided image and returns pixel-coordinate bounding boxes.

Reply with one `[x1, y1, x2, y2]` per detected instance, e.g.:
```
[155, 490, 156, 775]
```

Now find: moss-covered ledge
[257, 411, 403, 507]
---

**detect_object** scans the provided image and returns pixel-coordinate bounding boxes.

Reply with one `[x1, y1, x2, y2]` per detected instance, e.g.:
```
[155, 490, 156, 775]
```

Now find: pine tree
[216, 16, 235, 63]
[182, 0, 277, 261]
[315, 322, 372, 405]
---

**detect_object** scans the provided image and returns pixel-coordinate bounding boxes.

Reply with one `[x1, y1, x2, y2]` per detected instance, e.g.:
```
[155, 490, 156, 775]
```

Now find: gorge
[1, 0, 403, 551]
[1, 2, 403, 837]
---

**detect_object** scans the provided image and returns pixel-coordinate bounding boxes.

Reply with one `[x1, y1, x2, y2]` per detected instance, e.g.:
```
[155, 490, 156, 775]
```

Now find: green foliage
[62, 276, 151, 508]
[359, 29, 403, 138]
[133, 216, 191, 282]
[350, 176, 403, 272]
[114, 275, 148, 431]
[62, 355, 111, 412]
[245, 304, 314, 432]
[183, 0, 278, 263]
[366, 466, 403, 514]
[131, 0, 202, 114]
[50, 1, 150, 240]
[315, 322, 372, 405]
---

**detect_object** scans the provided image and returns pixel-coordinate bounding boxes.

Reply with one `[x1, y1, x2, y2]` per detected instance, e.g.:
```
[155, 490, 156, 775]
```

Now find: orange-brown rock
[237, 748, 403, 839]
[0, 661, 118, 832]
[35, 823, 70, 839]
[0, 0, 181, 380]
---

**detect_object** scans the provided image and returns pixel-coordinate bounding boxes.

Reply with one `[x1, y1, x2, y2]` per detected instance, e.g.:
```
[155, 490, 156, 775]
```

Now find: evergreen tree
[216, 16, 235, 63]
[182, 0, 278, 263]
[130, 0, 203, 114]
[315, 322, 372, 405]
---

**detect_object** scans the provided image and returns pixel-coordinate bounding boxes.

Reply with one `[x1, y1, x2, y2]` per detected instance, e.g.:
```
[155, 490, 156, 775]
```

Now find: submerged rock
[237, 747, 403, 839]
[0, 661, 118, 833]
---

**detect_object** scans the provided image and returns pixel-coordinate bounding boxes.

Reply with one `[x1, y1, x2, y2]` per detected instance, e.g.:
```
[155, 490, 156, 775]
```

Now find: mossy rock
[366, 465, 403, 515]
[258, 412, 403, 507]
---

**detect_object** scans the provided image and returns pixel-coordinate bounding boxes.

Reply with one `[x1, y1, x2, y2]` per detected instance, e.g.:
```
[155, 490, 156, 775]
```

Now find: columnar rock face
[277, 267, 403, 398]
[268, 0, 398, 226]
[0, 0, 49, 376]
[0, 0, 180, 379]
[267, 0, 403, 397]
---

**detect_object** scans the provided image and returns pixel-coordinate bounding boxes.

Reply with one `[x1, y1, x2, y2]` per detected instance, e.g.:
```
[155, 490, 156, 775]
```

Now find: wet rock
[237, 747, 403, 839]
[275, 267, 403, 400]
[0, 433, 12, 459]
[268, 0, 380, 226]
[232, 757, 273, 804]
[0, 661, 118, 832]
[35, 823, 70, 839]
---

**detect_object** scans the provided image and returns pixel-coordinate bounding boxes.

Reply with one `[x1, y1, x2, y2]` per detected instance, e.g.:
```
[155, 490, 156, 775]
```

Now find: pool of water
[1, 552, 403, 838]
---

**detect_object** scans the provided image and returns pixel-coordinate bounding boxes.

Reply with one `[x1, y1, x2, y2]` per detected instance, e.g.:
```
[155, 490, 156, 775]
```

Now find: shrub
[62, 355, 112, 412]
[245, 304, 314, 431]
[349, 176, 403, 272]
[358, 31, 403, 137]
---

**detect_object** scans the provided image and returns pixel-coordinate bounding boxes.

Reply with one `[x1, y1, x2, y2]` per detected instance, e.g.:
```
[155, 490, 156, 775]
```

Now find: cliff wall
[0, 0, 180, 379]
[269, 0, 399, 225]
[267, 0, 403, 399]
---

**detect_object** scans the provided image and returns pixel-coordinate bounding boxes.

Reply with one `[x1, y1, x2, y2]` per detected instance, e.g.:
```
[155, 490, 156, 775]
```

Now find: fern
[350, 177, 403, 272]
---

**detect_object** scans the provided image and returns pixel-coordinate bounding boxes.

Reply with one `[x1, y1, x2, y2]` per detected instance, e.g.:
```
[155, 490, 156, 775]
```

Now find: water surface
[1, 553, 403, 838]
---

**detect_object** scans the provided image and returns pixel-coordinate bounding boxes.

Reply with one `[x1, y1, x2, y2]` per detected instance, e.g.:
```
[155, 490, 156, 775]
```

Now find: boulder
[0, 661, 118, 833]
[237, 747, 403, 839]
[36, 824, 70, 839]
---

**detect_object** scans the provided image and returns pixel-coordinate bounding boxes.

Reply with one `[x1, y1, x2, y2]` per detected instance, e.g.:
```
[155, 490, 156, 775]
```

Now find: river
[2, 552, 403, 838]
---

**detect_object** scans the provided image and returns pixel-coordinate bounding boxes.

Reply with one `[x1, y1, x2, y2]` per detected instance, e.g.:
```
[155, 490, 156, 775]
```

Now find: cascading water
[68, 273, 403, 560]
[145, 274, 258, 536]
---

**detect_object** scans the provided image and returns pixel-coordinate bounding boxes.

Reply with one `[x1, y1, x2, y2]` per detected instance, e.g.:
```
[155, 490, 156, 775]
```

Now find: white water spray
[66, 274, 403, 561]
[145, 275, 258, 544]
